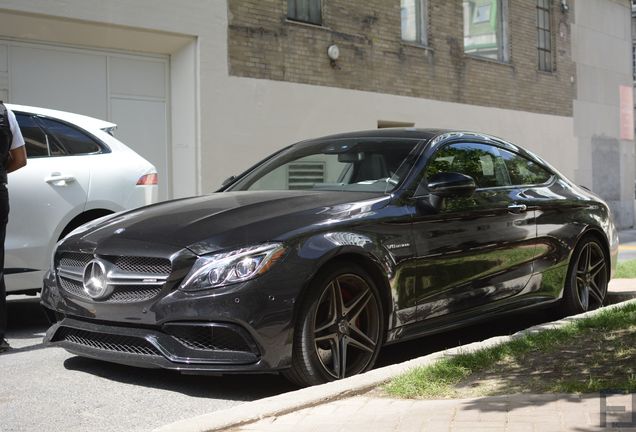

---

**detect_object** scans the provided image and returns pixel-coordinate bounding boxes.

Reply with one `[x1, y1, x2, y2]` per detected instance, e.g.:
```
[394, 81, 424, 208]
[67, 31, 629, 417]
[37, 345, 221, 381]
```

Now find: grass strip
[615, 259, 636, 278]
[384, 302, 636, 399]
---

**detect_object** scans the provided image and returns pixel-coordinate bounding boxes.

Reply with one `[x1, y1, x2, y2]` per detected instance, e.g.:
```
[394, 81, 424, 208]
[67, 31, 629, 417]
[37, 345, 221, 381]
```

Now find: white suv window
[38, 117, 102, 155]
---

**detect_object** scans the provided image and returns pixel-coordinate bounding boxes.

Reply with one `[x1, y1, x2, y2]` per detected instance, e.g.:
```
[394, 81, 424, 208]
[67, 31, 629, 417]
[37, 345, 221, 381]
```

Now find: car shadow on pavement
[8, 293, 558, 401]
[62, 356, 296, 400]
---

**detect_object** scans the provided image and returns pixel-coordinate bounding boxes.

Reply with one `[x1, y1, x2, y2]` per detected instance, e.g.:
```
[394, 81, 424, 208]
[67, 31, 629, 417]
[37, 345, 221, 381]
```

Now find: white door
[2, 41, 170, 199]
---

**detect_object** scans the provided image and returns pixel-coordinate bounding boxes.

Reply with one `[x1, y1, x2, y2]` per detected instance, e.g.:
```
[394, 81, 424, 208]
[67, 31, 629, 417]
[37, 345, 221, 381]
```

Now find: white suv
[5, 104, 158, 294]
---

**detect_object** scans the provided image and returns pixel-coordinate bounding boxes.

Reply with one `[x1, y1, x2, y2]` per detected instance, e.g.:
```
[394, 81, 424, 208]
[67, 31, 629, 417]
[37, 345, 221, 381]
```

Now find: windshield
[228, 138, 422, 193]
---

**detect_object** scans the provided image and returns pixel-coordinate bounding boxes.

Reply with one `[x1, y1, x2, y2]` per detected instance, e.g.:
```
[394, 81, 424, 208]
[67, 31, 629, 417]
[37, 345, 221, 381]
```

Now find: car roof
[6, 103, 117, 131]
[306, 128, 450, 142]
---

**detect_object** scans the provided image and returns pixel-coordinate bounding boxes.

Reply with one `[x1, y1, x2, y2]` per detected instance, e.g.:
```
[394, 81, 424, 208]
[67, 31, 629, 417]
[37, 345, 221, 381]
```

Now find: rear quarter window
[500, 151, 552, 185]
[38, 117, 102, 155]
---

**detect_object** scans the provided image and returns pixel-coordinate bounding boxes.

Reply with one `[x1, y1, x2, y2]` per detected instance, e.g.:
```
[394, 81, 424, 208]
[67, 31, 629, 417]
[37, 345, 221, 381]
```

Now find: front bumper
[43, 317, 274, 373]
[41, 254, 302, 373]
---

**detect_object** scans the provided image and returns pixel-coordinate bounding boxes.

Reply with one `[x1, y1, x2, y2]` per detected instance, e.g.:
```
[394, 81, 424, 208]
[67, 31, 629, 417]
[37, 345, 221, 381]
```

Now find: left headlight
[179, 243, 287, 291]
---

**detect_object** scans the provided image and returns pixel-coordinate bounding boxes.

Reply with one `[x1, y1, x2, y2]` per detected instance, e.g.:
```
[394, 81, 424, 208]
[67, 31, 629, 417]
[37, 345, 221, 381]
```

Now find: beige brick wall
[228, 0, 576, 116]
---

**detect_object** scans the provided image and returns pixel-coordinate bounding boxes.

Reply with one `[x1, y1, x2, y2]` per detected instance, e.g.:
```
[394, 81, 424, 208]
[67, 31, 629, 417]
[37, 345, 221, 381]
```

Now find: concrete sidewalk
[608, 278, 636, 303]
[229, 393, 635, 432]
[158, 288, 636, 432]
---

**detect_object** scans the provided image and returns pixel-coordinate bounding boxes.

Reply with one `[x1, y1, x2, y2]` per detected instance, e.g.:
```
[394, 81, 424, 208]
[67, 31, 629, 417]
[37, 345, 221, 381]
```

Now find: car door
[411, 141, 537, 320]
[5, 113, 91, 291]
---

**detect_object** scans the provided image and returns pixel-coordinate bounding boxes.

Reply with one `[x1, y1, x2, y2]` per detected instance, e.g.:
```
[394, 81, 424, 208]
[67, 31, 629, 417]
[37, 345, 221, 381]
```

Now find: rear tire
[562, 235, 608, 316]
[283, 263, 384, 387]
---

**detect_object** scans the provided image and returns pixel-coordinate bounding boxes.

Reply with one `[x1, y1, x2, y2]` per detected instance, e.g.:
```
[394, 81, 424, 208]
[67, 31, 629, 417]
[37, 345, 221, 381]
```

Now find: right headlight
[179, 243, 286, 291]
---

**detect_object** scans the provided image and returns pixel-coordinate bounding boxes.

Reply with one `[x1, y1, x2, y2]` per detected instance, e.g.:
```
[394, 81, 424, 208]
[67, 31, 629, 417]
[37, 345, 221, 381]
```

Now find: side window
[426, 142, 511, 188]
[37, 118, 101, 155]
[15, 114, 49, 158]
[498, 148, 552, 185]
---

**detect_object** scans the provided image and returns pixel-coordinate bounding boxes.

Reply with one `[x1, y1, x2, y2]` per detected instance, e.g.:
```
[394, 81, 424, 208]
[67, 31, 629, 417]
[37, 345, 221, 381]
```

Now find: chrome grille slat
[56, 253, 171, 303]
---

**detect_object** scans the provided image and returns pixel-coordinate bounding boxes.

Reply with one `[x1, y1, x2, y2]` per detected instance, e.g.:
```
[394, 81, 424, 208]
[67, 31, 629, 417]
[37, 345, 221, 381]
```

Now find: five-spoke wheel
[563, 236, 608, 314]
[284, 263, 383, 387]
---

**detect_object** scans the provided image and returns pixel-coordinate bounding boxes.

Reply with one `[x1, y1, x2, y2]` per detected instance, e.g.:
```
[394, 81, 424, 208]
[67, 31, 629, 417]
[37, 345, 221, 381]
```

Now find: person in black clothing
[0, 103, 27, 353]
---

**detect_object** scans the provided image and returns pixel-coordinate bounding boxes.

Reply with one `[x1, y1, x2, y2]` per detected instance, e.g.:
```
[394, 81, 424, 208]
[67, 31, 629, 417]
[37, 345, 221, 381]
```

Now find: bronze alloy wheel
[284, 263, 384, 387]
[312, 274, 381, 379]
[564, 237, 608, 314]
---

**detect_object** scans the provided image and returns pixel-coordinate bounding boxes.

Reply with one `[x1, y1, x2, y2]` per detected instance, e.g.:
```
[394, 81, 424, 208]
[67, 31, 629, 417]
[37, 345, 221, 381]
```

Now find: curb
[154, 297, 636, 432]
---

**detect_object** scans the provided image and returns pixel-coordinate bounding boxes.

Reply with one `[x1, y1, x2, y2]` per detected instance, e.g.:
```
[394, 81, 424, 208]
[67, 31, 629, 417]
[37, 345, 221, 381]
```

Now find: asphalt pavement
[0, 295, 560, 432]
[0, 297, 295, 432]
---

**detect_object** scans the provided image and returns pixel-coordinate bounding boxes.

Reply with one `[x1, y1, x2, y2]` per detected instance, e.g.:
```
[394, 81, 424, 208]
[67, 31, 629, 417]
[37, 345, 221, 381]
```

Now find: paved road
[0, 295, 558, 432]
[0, 297, 295, 432]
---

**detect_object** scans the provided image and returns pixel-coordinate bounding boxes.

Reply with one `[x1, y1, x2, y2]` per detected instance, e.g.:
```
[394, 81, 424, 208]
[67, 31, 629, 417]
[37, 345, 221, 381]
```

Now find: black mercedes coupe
[41, 129, 618, 386]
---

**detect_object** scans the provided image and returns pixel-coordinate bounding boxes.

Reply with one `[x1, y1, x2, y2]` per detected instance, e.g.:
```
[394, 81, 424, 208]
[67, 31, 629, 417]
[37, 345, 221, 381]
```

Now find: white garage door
[0, 40, 170, 200]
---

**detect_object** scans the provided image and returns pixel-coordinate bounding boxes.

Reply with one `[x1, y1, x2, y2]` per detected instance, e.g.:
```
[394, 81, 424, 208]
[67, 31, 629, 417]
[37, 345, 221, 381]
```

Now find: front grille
[109, 287, 163, 303]
[59, 277, 86, 298]
[56, 253, 171, 303]
[54, 327, 161, 356]
[166, 325, 253, 353]
[109, 256, 171, 275]
[59, 253, 92, 270]
[58, 253, 171, 275]
[58, 277, 162, 303]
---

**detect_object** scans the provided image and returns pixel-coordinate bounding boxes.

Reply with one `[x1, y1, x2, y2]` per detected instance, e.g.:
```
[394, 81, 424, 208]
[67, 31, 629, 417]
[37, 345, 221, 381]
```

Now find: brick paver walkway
[230, 393, 636, 432]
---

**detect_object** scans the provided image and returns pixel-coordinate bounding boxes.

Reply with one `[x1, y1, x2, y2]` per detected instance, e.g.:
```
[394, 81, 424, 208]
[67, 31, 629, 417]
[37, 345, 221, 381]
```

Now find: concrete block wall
[573, 0, 634, 228]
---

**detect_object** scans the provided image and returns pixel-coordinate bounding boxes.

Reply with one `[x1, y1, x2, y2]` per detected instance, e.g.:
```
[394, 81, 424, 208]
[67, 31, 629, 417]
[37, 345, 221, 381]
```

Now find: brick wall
[228, 0, 576, 116]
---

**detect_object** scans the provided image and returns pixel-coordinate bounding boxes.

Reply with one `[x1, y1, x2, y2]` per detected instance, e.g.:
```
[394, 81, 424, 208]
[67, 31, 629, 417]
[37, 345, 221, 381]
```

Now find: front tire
[283, 263, 384, 387]
[562, 236, 609, 315]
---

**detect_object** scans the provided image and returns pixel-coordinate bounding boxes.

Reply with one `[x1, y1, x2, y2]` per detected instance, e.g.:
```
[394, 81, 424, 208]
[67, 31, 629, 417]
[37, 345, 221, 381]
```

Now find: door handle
[507, 203, 527, 214]
[45, 173, 76, 187]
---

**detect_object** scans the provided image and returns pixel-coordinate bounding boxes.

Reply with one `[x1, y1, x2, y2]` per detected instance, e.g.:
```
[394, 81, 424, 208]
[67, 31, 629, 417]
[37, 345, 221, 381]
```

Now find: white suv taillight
[137, 173, 158, 186]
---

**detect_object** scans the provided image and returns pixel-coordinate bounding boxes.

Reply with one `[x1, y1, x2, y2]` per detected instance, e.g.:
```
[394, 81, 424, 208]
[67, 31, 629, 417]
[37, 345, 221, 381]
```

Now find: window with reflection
[463, 0, 508, 62]
[427, 142, 552, 188]
[401, 0, 428, 45]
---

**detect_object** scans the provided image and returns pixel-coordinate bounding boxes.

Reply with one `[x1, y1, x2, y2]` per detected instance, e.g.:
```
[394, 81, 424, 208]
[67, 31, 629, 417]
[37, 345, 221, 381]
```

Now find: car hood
[74, 190, 390, 255]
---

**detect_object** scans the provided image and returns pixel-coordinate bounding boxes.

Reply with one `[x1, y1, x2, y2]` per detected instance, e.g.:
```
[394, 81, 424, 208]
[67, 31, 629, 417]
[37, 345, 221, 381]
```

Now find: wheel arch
[58, 208, 115, 240]
[291, 249, 393, 339]
[575, 226, 611, 271]
[559, 226, 612, 308]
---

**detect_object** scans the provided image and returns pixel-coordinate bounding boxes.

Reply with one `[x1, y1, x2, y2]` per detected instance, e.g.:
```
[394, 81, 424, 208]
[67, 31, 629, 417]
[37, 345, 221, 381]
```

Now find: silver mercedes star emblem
[82, 259, 110, 299]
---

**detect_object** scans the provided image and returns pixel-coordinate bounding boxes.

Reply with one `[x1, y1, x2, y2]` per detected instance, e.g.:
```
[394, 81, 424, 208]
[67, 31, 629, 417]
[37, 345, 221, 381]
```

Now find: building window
[463, 0, 509, 62]
[401, 0, 428, 45]
[537, 0, 553, 71]
[287, 0, 322, 25]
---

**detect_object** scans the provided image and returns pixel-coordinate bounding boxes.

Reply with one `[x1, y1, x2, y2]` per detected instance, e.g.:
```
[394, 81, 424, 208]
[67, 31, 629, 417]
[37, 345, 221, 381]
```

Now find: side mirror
[427, 172, 476, 198]
[221, 175, 236, 188]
